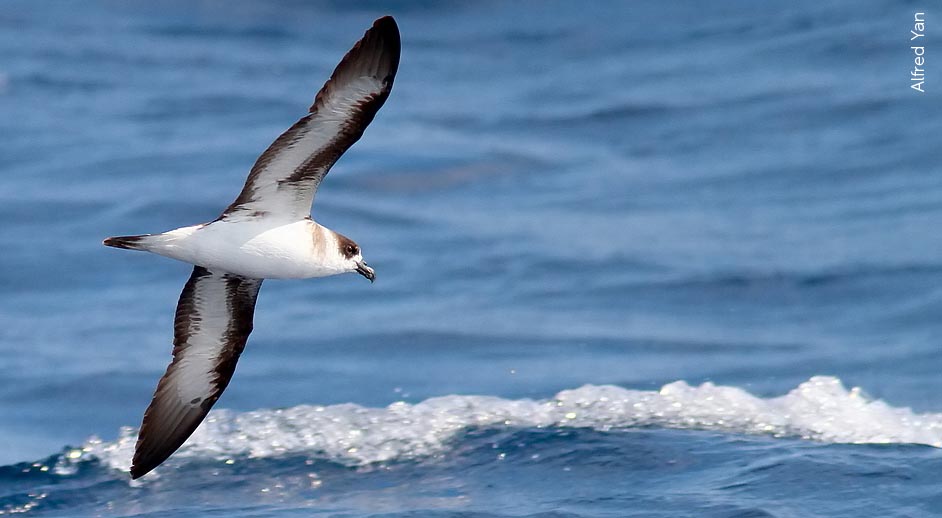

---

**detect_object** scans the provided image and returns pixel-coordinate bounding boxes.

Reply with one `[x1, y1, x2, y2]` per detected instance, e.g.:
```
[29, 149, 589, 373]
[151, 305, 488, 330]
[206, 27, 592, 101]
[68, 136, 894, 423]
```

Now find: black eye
[345, 244, 358, 256]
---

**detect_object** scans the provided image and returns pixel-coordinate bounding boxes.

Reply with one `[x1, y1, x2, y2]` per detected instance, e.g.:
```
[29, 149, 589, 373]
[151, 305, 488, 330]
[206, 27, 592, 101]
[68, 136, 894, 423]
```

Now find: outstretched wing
[130, 266, 263, 479]
[221, 16, 401, 221]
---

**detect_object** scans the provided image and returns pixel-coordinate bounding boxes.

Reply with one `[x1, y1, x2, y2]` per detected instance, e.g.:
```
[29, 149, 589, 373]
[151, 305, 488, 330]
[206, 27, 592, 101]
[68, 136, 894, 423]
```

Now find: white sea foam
[63, 376, 942, 475]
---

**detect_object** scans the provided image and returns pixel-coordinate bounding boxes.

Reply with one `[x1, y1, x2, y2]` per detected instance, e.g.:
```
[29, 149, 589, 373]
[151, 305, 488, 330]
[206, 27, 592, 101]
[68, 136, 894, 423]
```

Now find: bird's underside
[104, 15, 400, 479]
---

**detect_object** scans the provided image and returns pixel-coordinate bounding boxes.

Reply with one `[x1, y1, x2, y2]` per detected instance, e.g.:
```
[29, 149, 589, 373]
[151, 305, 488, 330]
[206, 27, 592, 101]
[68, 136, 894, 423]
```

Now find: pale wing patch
[169, 272, 231, 404]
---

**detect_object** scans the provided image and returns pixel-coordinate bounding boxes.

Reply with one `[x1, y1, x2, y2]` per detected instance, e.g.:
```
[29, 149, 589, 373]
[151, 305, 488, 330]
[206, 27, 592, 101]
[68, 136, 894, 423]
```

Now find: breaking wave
[56, 376, 942, 476]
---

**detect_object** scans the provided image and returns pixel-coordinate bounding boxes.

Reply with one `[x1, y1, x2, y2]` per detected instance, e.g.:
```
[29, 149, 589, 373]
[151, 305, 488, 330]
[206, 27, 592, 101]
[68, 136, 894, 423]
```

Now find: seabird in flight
[103, 16, 400, 479]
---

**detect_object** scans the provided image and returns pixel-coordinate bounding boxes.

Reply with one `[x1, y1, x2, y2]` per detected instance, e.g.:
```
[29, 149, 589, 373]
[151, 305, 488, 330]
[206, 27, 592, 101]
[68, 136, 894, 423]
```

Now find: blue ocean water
[2, 0, 941, 516]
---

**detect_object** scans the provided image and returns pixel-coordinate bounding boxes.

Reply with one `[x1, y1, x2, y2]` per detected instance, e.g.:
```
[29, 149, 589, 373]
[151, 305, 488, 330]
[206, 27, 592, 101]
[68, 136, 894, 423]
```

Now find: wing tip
[130, 447, 163, 479]
[129, 463, 150, 480]
[370, 15, 401, 66]
[129, 429, 173, 480]
[348, 14, 400, 80]
[128, 421, 189, 480]
[371, 15, 400, 42]
[310, 14, 401, 113]
[373, 15, 397, 29]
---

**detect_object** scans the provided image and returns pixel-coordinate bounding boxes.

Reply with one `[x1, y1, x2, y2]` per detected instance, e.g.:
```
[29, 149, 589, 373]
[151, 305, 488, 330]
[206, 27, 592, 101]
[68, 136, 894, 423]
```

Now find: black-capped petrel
[103, 16, 400, 479]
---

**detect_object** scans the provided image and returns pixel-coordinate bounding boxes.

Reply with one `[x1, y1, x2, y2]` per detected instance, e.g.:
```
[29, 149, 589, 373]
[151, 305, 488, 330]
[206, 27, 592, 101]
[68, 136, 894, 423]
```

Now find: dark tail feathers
[103, 235, 149, 251]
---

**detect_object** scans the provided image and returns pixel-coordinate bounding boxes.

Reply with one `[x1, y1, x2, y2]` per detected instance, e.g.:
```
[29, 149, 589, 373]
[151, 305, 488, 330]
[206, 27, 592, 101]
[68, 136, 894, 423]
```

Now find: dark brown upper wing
[130, 266, 263, 479]
[221, 16, 400, 221]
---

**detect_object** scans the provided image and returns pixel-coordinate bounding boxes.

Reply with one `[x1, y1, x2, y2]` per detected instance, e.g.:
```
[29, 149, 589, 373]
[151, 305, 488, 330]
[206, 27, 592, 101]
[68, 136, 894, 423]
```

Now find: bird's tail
[103, 234, 154, 251]
[104, 225, 200, 255]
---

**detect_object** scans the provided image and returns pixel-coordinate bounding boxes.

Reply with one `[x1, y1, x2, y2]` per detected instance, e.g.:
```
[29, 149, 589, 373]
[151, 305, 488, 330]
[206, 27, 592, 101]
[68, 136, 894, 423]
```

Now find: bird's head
[334, 233, 374, 282]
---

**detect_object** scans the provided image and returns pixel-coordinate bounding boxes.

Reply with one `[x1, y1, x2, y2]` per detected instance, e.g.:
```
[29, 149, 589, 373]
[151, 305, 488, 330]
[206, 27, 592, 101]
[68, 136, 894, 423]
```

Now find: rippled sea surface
[2, 1, 941, 516]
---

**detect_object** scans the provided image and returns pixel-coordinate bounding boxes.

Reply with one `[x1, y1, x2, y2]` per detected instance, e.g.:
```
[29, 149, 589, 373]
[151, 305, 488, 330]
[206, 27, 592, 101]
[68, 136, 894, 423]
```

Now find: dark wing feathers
[130, 266, 263, 479]
[222, 16, 400, 220]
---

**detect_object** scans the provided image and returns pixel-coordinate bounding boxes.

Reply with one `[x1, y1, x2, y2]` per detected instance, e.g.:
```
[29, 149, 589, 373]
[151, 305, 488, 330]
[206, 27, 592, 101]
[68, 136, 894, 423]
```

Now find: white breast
[149, 219, 344, 279]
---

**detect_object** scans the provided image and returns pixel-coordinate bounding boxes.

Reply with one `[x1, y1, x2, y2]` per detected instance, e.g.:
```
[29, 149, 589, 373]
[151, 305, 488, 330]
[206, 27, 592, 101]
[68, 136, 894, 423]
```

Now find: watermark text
[911, 12, 926, 93]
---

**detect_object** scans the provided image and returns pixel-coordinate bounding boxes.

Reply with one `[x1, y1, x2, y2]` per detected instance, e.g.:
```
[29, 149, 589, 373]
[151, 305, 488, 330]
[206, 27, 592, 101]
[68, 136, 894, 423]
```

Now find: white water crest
[64, 376, 942, 475]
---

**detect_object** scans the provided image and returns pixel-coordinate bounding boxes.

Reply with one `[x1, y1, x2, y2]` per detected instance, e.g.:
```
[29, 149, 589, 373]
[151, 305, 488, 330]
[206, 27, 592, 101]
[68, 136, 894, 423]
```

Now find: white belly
[151, 220, 341, 279]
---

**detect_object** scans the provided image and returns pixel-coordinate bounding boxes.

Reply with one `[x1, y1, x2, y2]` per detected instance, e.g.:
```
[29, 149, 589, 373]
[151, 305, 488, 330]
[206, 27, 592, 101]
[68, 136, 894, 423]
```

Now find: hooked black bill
[356, 261, 375, 282]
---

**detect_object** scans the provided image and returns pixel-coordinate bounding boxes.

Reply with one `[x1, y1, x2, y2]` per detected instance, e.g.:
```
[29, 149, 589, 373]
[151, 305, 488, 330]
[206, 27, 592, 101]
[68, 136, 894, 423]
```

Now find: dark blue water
[2, 1, 942, 516]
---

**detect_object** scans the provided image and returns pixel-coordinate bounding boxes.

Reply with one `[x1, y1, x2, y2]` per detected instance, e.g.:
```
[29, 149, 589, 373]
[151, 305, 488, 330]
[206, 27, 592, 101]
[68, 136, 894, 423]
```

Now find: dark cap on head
[335, 233, 360, 259]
